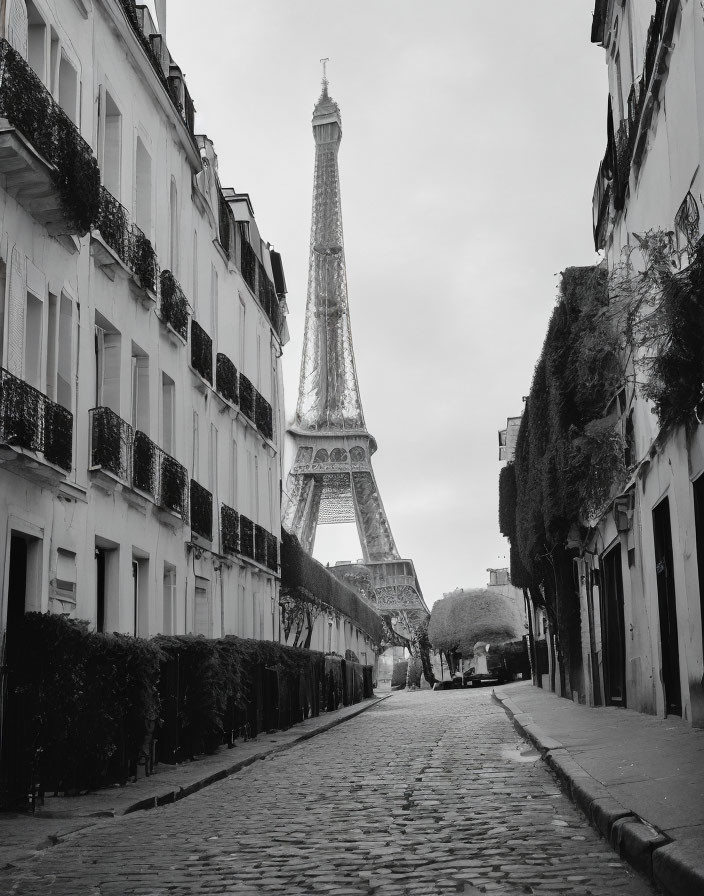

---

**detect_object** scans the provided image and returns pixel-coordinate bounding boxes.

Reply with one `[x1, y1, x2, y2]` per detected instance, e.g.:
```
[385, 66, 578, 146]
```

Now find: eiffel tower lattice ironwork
[283, 74, 429, 626]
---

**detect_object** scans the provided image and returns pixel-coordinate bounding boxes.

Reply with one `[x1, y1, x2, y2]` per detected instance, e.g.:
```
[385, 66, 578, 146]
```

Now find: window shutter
[7, 246, 25, 377]
[8, 0, 28, 60]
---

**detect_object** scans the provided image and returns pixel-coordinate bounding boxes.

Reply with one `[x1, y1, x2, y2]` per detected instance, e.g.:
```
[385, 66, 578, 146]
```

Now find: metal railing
[0, 38, 100, 234]
[254, 524, 268, 566]
[190, 320, 213, 384]
[216, 353, 238, 405]
[190, 479, 213, 541]
[266, 532, 279, 572]
[159, 270, 189, 340]
[255, 392, 273, 441]
[1, 368, 72, 472]
[239, 373, 255, 422]
[90, 407, 132, 480]
[239, 515, 254, 560]
[95, 185, 158, 292]
[218, 187, 234, 257]
[221, 504, 239, 555]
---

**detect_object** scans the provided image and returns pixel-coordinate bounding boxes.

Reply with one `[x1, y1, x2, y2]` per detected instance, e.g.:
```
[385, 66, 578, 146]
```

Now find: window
[94, 316, 120, 413]
[194, 576, 211, 636]
[50, 548, 76, 615]
[210, 265, 218, 344]
[254, 454, 259, 522]
[98, 88, 121, 199]
[46, 292, 72, 410]
[95, 538, 119, 633]
[163, 563, 176, 635]
[0, 258, 7, 370]
[24, 291, 42, 389]
[239, 297, 246, 370]
[192, 231, 198, 317]
[58, 52, 78, 125]
[256, 332, 262, 390]
[192, 410, 200, 481]
[27, 1, 46, 82]
[130, 344, 149, 433]
[132, 551, 149, 637]
[161, 372, 175, 454]
[8, 0, 28, 60]
[169, 178, 178, 275]
[209, 423, 217, 494]
[135, 137, 152, 237]
[231, 439, 238, 507]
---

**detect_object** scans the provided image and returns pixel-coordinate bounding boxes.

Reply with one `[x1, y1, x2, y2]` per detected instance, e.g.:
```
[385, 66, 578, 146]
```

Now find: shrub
[391, 661, 408, 689]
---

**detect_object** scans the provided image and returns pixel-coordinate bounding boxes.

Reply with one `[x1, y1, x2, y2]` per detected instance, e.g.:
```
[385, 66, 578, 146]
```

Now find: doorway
[653, 497, 682, 716]
[600, 544, 627, 707]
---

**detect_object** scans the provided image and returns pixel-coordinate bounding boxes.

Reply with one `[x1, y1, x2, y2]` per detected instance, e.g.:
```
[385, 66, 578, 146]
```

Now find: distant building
[498, 416, 521, 462]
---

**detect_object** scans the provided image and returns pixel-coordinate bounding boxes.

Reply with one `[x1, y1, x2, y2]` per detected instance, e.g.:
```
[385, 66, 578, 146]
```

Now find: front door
[653, 497, 682, 716]
[600, 544, 627, 706]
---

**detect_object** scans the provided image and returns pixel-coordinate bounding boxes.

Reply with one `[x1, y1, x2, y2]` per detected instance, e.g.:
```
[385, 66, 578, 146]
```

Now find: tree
[428, 589, 524, 673]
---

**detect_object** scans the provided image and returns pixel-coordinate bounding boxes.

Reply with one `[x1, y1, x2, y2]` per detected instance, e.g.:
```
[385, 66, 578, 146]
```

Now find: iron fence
[190, 320, 213, 384]
[89, 407, 132, 480]
[255, 391, 273, 441]
[239, 515, 255, 560]
[0, 38, 100, 234]
[0, 368, 72, 472]
[254, 524, 267, 566]
[190, 479, 213, 541]
[218, 187, 234, 257]
[221, 504, 239, 555]
[159, 270, 189, 340]
[95, 185, 158, 292]
[239, 373, 254, 421]
[216, 353, 238, 405]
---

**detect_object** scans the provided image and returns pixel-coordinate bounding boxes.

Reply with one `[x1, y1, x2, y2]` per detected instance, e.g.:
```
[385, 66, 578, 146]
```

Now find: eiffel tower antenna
[283, 78, 429, 631]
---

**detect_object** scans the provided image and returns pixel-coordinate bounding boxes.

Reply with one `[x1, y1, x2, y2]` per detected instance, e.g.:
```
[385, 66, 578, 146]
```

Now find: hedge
[280, 529, 384, 644]
[1, 613, 374, 807]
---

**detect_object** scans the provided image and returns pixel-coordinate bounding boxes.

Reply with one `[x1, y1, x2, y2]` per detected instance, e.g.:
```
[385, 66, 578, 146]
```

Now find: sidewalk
[0, 693, 390, 871]
[495, 680, 704, 896]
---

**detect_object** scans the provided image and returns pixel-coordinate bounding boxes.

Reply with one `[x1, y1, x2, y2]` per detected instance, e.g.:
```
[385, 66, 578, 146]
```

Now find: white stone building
[0, 0, 287, 646]
[587, 0, 704, 725]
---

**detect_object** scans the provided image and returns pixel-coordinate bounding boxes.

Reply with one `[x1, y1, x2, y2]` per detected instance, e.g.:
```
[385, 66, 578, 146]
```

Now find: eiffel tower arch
[283, 73, 429, 641]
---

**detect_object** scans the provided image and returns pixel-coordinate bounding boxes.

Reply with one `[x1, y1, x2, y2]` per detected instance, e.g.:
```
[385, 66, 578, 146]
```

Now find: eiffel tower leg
[289, 475, 324, 556]
[352, 471, 398, 562]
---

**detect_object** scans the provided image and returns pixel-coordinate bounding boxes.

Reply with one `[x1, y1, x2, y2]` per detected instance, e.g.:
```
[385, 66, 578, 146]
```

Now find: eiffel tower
[283, 67, 429, 632]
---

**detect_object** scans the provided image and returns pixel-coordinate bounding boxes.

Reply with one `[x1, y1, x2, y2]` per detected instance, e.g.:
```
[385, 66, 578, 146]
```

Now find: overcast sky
[165, 2, 607, 608]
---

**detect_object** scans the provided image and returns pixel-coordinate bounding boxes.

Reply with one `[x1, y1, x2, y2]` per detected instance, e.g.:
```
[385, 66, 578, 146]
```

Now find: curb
[116, 693, 394, 817]
[492, 690, 704, 896]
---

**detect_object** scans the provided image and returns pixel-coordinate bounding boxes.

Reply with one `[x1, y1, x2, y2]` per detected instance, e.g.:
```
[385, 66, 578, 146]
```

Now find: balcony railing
[238, 223, 256, 293]
[239, 515, 254, 560]
[216, 353, 238, 405]
[239, 373, 254, 422]
[133, 431, 189, 518]
[255, 392, 274, 442]
[117, 0, 195, 140]
[1, 369, 72, 472]
[190, 479, 213, 541]
[94, 186, 158, 293]
[0, 38, 100, 235]
[266, 532, 279, 573]
[254, 524, 268, 566]
[159, 270, 189, 340]
[218, 187, 234, 257]
[190, 320, 213, 384]
[89, 407, 132, 480]
[221, 504, 239, 555]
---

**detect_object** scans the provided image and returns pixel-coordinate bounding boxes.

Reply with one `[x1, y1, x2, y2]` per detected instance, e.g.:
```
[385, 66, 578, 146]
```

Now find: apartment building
[0, 0, 287, 646]
[588, 0, 704, 725]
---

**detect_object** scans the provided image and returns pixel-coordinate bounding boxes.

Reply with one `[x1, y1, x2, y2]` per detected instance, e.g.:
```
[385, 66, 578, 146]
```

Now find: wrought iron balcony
[218, 187, 234, 257]
[216, 353, 238, 405]
[133, 431, 188, 518]
[239, 373, 254, 422]
[190, 320, 213, 385]
[255, 392, 274, 442]
[0, 369, 72, 472]
[266, 532, 279, 573]
[89, 407, 132, 481]
[221, 504, 239, 555]
[159, 270, 189, 341]
[239, 515, 254, 560]
[93, 186, 158, 293]
[190, 479, 213, 541]
[256, 260, 281, 335]
[254, 524, 268, 566]
[238, 223, 256, 293]
[0, 38, 100, 235]
[131, 430, 157, 494]
[118, 0, 195, 139]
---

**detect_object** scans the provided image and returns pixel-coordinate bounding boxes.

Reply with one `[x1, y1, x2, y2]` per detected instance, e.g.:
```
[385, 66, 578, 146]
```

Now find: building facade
[0, 0, 287, 647]
[583, 0, 704, 725]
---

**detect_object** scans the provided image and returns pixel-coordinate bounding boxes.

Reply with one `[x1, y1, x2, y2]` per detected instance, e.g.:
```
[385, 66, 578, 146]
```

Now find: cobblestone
[0, 689, 656, 895]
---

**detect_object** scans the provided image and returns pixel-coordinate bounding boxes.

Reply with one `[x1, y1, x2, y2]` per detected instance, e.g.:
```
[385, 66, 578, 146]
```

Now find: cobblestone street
[0, 689, 655, 896]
